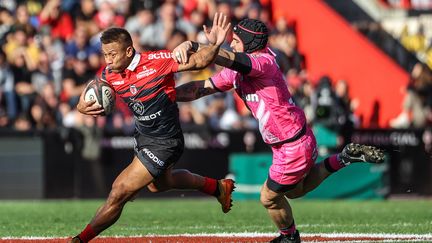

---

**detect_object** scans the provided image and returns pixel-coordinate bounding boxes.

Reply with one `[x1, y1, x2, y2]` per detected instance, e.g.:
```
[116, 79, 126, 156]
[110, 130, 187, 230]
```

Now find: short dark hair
[100, 28, 133, 48]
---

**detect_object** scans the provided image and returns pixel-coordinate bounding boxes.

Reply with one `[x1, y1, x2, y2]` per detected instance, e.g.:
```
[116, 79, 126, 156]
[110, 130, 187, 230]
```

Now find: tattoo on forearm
[176, 81, 212, 102]
[192, 46, 219, 69]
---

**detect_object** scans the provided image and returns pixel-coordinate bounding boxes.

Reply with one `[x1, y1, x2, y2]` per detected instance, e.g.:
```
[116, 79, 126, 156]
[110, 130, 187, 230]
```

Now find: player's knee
[148, 176, 172, 193]
[109, 183, 133, 205]
[260, 193, 278, 209]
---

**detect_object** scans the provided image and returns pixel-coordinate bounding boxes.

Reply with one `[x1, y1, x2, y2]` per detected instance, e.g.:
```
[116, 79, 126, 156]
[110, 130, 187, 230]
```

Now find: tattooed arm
[173, 41, 252, 74]
[176, 79, 218, 102]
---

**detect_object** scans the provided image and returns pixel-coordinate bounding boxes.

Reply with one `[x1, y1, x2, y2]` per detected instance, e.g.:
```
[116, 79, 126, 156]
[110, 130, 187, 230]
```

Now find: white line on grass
[2, 233, 432, 240]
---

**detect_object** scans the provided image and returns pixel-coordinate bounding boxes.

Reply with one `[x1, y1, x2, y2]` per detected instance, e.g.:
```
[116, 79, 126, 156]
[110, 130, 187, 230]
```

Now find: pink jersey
[211, 50, 306, 145]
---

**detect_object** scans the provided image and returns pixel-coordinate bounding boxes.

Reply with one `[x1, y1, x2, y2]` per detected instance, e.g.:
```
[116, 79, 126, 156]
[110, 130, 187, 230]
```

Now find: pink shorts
[268, 127, 318, 187]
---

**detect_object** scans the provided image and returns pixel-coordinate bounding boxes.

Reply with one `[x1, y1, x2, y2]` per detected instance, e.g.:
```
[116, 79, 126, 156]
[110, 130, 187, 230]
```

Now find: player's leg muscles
[284, 163, 331, 199]
[260, 181, 294, 229]
[148, 168, 205, 192]
[90, 156, 154, 233]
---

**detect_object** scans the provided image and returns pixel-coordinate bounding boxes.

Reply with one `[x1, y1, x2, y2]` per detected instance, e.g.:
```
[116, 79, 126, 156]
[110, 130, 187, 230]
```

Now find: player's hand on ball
[172, 41, 191, 64]
[77, 90, 104, 116]
[78, 78, 116, 116]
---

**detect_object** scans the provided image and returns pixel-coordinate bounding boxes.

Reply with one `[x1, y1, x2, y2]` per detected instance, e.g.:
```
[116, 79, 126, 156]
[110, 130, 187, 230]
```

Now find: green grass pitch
[0, 199, 431, 237]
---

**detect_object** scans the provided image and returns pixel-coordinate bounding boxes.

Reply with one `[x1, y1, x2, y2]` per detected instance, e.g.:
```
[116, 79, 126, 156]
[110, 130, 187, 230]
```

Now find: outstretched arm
[176, 13, 230, 72]
[173, 41, 252, 74]
[176, 79, 218, 102]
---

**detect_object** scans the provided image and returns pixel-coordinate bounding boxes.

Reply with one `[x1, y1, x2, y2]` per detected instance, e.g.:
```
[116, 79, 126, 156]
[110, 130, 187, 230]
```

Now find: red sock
[200, 177, 217, 196]
[78, 224, 97, 243]
[324, 154, 344, 172]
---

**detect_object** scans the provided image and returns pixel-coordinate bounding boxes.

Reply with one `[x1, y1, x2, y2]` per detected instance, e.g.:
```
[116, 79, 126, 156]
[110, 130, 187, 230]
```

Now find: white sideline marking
[233, 184, 262, 193]
[2, 233, 432, 240]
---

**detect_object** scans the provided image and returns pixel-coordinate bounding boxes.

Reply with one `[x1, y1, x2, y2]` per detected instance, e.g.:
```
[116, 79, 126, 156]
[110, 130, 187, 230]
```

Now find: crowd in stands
[0, 0, 356, 145]
[379, 0, 432, 10]
[371, 0, 432, 128]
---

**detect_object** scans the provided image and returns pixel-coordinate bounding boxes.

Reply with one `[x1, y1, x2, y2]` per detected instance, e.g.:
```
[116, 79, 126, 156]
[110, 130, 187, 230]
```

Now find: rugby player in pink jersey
[173, 18, 385, 243]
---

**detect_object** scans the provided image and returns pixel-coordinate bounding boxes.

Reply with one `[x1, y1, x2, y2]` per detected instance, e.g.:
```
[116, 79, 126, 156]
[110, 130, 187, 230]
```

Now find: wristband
[191, 41, 199, 52]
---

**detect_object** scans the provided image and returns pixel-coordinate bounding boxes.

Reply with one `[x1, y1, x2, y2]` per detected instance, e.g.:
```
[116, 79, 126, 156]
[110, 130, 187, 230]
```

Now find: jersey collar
[126, 53, 141, 71]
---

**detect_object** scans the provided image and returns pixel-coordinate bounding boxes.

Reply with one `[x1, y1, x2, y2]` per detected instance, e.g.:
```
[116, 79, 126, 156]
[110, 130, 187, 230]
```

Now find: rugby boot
[339, 143, 385, 165]
[216, 179, 235, 213]
[270, 230, 301, 243]
[69, 236, 83, 243]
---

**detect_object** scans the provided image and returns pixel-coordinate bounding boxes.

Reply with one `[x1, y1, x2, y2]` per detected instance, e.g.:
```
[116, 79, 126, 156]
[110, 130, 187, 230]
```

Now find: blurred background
[0, 0, 431, 200]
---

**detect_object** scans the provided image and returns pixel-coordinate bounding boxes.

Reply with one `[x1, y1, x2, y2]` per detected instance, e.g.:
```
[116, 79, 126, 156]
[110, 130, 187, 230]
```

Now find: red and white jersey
[101, 50, 181, 138]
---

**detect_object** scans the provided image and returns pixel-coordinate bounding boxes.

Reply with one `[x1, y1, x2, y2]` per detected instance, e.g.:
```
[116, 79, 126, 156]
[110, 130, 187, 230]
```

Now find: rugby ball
[84, 78, 116, 115]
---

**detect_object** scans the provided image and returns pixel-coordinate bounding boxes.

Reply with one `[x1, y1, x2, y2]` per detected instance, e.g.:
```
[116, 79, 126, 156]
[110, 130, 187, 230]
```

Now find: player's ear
[126, 46, 134, 57]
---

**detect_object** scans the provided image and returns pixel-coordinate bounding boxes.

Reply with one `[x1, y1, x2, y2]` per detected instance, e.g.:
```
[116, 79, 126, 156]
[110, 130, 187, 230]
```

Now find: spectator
[30, 82, 58, 130]
[178, 102, 206, 129]
[39, 0, 74, 42]
[0, 7, 14, 45]
[292, 80, 314, 123]
[312, 76, 351, 133]
[270, 30, 305, 78]
[152, 2, 196, 49]
[3, 26, 39, 65]
[334, 79, 356, 145]
[93, 1, 125, 29]
[4, 27, 39, 116]
[65, 26, 101, 70]
[0, 48, 16, 121]
[60, 56, 94, 107]
[31, 51, 53, 94]
[38, 29, 65, 94]
[390, 62, 432, 128]
[13, 113, 32, 131]
[124, 8, 156, 48]
[73, 0, 99, 36]
[13, 4, 36, 36]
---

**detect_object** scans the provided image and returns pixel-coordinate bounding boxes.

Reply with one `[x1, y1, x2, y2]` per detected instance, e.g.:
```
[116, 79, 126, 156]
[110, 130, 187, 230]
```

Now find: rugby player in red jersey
[70, 13, 233, 243]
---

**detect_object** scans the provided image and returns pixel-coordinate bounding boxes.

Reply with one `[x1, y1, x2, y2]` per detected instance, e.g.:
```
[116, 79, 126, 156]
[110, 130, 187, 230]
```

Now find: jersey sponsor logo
[130, 84, 138, 95]
[245, 94, 259, 102]
[143, 148, 165, 166]
[136, 110, 162, 121]
[148, 52, 173, 60]
[112, 80, 124, 85]
[136, 65, 157, 79]
[131, 101, 144, 115]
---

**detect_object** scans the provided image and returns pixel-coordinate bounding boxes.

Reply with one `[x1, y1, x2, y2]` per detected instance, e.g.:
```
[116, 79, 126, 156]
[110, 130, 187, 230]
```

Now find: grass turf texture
[0, 199, 431, 237]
